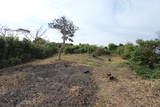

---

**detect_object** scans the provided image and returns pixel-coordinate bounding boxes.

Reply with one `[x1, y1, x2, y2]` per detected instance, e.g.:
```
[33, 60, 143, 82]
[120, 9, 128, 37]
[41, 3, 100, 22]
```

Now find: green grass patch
[130, 64, 160, 80]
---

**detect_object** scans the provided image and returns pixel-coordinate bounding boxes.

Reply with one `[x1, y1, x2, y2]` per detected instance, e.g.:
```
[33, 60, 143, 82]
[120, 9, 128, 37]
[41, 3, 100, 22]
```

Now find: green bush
[64, 45, 79, 54]
[9, 57, 22, 66]
[93, 47, 109, 56]
[78, 44, 98, 54]
[117, 43, 135, 59]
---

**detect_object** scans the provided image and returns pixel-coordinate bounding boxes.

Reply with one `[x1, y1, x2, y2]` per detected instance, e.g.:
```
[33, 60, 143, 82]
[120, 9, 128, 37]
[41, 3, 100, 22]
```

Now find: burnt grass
[0, 61, 97, 107]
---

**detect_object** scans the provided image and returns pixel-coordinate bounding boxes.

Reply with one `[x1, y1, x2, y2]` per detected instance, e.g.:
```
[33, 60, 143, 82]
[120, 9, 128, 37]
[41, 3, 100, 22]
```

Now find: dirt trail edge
[0, 61, 97, 107]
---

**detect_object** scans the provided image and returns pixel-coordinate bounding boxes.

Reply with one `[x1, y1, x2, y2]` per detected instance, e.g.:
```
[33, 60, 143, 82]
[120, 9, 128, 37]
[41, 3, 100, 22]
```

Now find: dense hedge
[0, 36, 58, 68]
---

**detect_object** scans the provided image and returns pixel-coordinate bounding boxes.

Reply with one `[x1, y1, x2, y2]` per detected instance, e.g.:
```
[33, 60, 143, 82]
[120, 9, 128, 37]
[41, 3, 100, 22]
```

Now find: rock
[84, 70, 90, 74]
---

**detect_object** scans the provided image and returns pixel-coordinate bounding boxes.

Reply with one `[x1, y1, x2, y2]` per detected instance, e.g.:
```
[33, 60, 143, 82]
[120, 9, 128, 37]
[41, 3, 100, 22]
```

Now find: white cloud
[0, 0, 159, 45]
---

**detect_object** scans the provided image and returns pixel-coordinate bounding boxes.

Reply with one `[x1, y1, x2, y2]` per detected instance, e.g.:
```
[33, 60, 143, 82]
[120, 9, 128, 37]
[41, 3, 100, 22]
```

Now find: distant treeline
[0, 35, 109, 68]
[63, 44, 110, 56]
[0, 35, 160, 80]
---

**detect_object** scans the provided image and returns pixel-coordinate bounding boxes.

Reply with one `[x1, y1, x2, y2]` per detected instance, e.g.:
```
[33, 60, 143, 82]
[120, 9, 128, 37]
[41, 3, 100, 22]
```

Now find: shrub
[93, 47, 108, 56]
[64, 45, 78, 54]
[9, 57, 22, 66]
[117, 43, 135, 59]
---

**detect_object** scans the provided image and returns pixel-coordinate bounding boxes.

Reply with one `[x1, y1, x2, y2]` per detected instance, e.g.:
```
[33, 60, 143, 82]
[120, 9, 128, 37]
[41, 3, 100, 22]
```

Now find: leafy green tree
[131, 39, 160, 68]
[48, 16, 79, 60]
[108, 43, 118, 51]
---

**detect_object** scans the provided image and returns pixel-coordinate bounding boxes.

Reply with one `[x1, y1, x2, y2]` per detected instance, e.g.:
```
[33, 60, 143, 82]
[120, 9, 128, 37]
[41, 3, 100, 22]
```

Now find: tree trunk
[58, 36, 65, 60]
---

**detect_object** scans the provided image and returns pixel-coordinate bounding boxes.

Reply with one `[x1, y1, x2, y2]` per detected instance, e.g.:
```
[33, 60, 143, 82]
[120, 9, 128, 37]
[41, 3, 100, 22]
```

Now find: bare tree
[48, 16, 79, 60]
[155, 31, 160, 39]
[34, 26, 47, 39]
[15, 26, 48, 41]
[0, 26, 11, 36]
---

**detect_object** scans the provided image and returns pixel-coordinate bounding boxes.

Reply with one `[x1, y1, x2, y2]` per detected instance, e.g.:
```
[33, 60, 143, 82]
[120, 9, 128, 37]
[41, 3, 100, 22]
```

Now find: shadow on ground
[0, 61, 97, 107]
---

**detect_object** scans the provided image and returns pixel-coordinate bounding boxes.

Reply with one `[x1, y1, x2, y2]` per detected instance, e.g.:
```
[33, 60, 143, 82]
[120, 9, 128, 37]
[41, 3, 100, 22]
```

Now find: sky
[0, 0, 160, 46]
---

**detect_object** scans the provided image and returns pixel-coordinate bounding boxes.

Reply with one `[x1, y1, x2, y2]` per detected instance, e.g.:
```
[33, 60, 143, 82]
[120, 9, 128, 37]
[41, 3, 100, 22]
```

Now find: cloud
[0, 0, 159, 45]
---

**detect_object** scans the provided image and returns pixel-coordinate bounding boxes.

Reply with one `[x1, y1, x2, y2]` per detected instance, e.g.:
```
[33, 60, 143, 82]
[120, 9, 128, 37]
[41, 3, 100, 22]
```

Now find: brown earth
[0, 54, 160, 107]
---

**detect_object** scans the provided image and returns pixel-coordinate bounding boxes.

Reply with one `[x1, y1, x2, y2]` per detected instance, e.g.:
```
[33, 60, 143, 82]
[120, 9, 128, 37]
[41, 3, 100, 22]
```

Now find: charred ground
[0, 60, 97, 107]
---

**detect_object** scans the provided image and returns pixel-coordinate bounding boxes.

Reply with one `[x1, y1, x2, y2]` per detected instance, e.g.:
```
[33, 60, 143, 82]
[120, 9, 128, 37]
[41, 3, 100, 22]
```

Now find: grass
[130, 64, 160, 80]
[29, 54, 132, 74]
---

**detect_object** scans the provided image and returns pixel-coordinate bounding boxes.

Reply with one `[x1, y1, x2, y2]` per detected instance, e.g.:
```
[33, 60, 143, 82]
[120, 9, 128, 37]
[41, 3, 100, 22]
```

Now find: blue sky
[0, 0, 160, 46]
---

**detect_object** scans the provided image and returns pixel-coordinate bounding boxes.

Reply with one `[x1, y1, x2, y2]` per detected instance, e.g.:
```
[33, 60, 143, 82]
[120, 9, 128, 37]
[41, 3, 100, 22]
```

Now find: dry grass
[0, 54, 160, 107]
[0, 72, 28, 94]
[28, 54, 160, 106]
[0, 55, 97, 107]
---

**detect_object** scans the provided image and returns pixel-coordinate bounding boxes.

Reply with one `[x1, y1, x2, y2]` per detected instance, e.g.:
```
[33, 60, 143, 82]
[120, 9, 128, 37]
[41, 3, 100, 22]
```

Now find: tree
[108, 43, 118, 51]
[48, 16, 79, 60]
[130, 39, 160, 68]
[0, 25, 13, 36]
[15, 28, 31, 39]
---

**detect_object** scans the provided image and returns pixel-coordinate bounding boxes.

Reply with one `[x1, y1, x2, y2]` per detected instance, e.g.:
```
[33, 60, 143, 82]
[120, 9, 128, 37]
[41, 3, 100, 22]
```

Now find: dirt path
[91, 56, 160, 107]
[0, 54, 160, 107]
